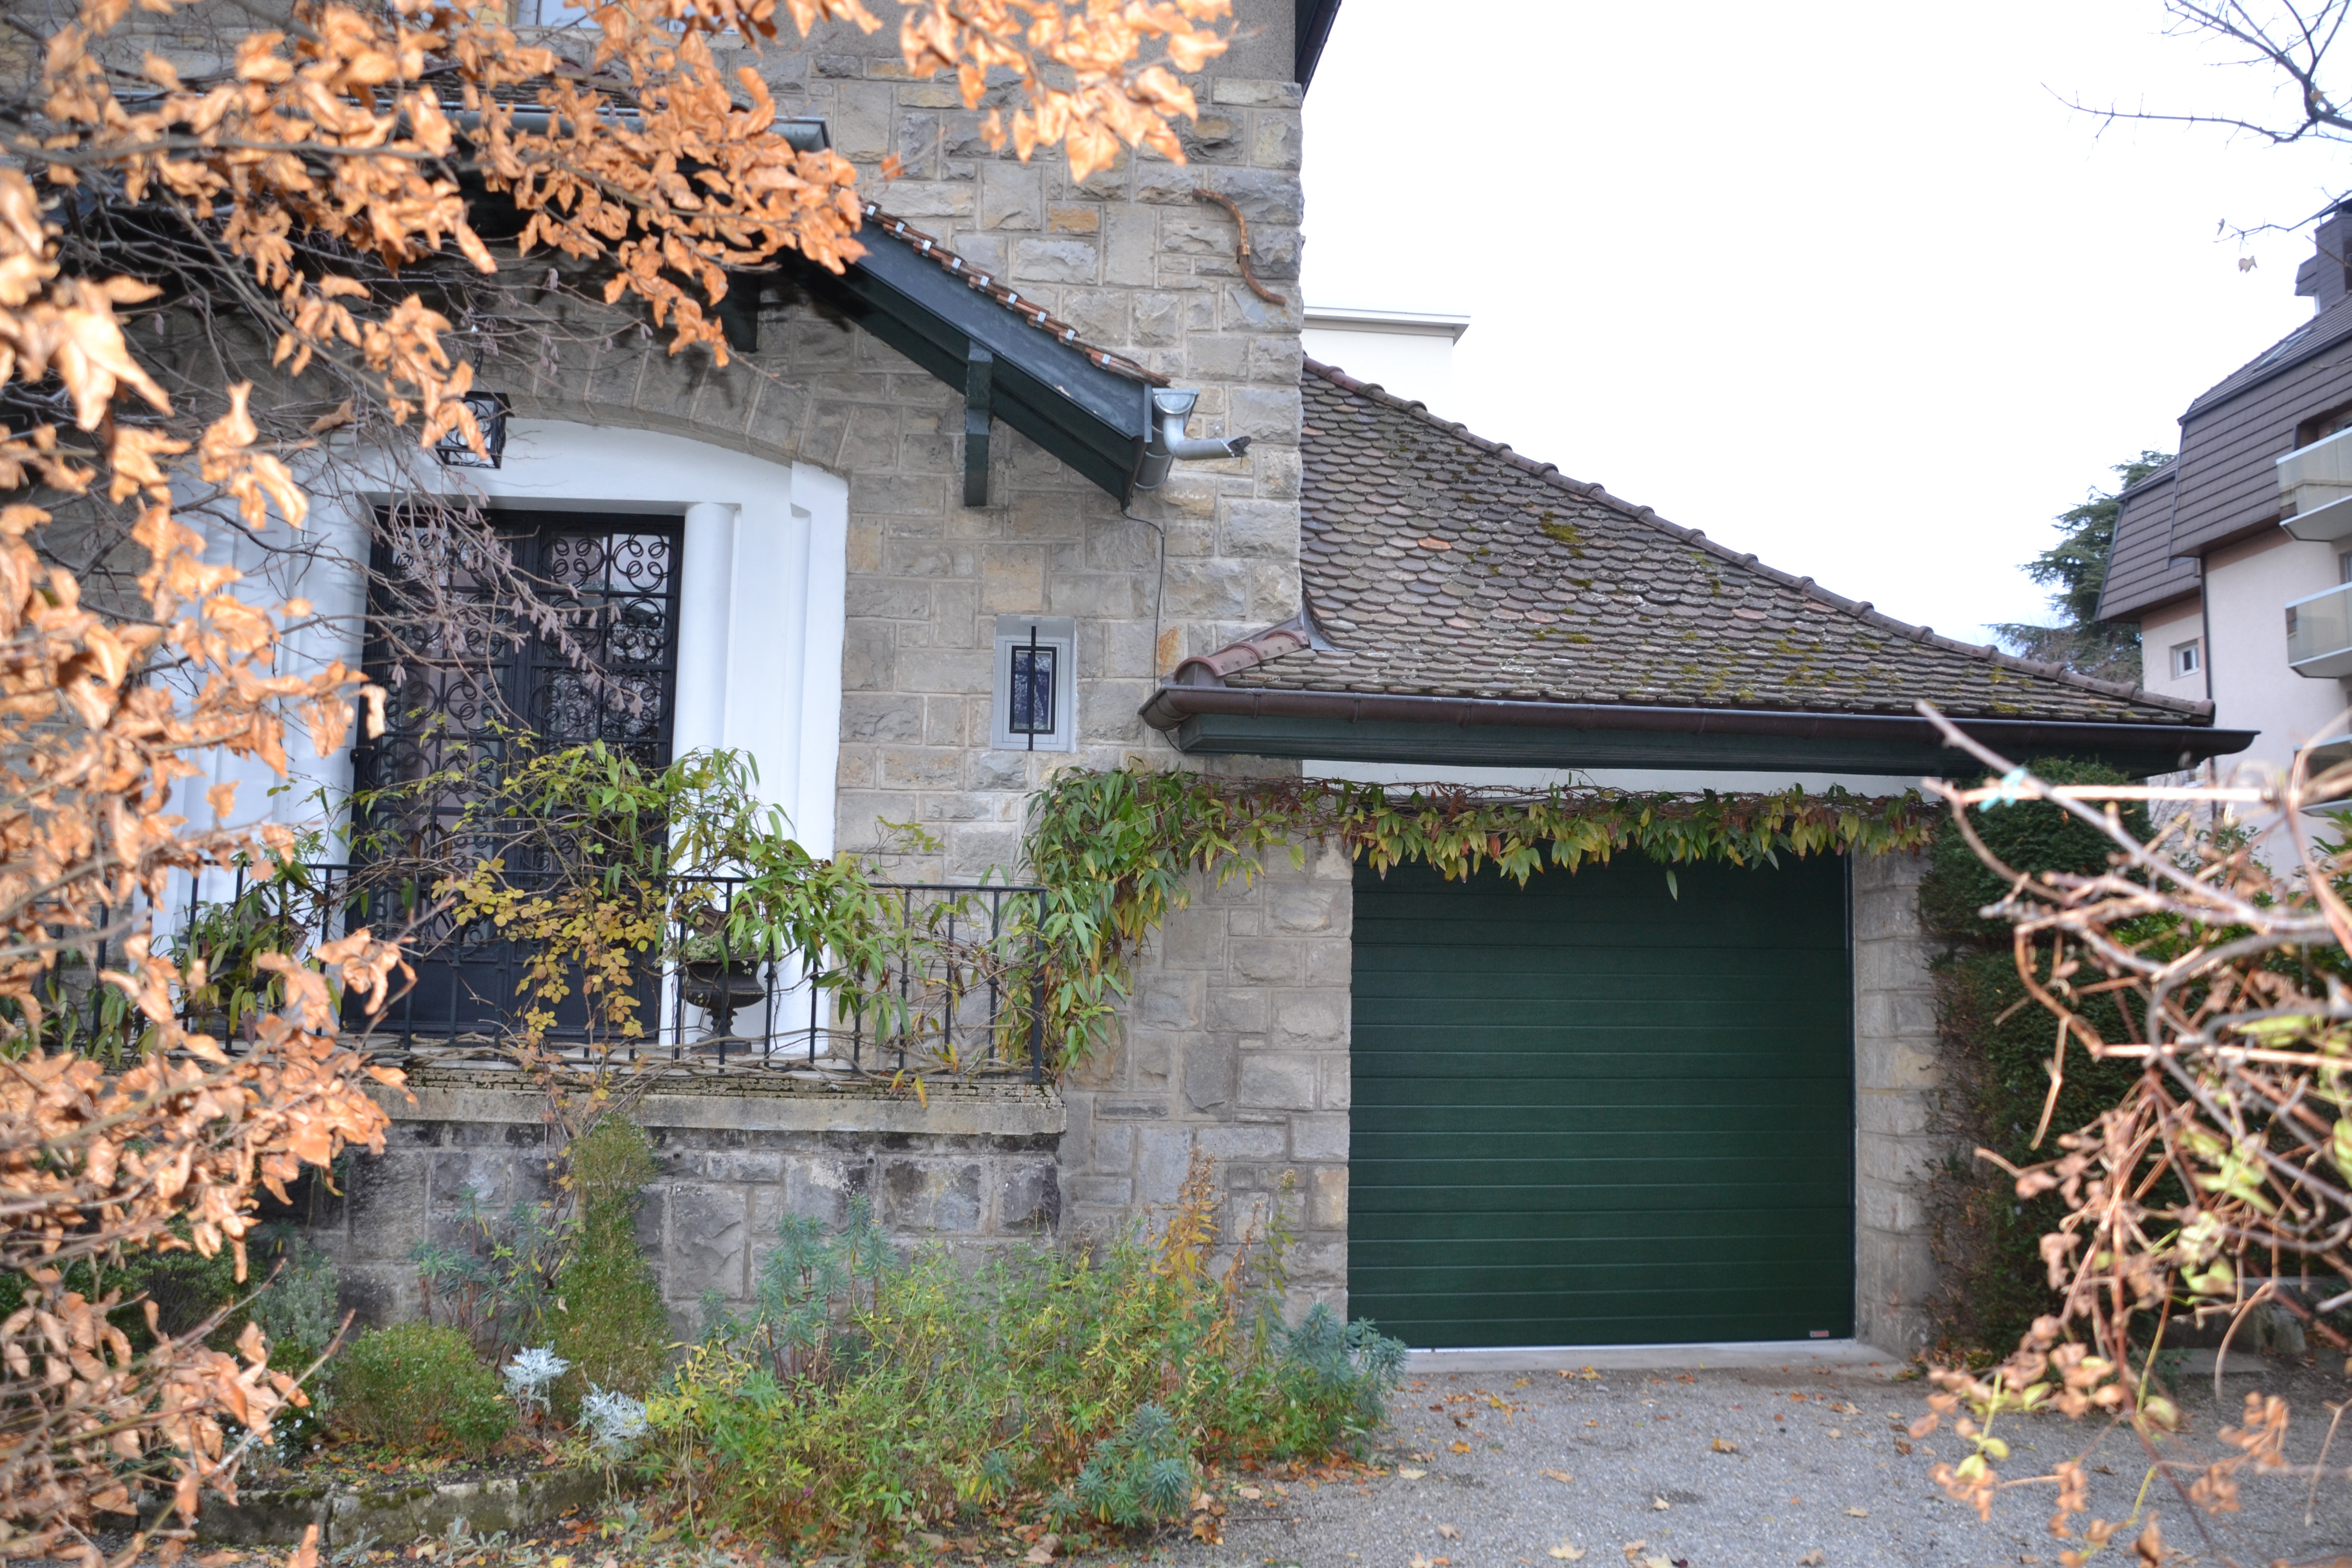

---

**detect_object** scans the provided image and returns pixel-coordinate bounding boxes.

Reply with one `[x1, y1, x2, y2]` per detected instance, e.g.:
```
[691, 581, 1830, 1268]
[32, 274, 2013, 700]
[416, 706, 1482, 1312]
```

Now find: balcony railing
[2280, 426, 2352, 541]
[2287, 580, 2352, 677]
[146, 863, 1051, 1083]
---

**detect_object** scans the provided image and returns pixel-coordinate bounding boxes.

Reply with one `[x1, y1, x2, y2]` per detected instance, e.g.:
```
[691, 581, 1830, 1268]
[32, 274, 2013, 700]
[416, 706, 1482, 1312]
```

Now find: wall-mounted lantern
[434, 390, 512, 469]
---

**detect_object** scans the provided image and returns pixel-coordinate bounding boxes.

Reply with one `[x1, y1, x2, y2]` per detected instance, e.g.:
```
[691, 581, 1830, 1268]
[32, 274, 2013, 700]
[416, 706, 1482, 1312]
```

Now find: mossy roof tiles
[1210, 361, 2211, 727]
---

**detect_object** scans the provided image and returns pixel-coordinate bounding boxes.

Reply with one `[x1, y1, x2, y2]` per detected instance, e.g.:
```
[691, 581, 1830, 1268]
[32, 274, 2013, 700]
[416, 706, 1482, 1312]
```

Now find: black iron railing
[157, 863, 1051, 1083]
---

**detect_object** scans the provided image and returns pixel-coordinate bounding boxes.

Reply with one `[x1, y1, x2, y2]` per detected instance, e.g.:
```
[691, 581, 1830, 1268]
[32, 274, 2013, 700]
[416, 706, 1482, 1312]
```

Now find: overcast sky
[1300, 2, 2352, 647]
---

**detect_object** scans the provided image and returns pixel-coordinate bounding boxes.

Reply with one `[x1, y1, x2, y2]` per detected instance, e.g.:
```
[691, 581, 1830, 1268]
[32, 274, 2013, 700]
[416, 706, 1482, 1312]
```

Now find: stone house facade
[244, 0, 2252, 1357]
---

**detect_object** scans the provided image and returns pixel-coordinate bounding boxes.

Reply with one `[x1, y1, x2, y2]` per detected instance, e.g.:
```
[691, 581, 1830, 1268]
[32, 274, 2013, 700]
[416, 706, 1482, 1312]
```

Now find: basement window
[991, 616, 1075, 752]
[2170, 639, 2202, 679]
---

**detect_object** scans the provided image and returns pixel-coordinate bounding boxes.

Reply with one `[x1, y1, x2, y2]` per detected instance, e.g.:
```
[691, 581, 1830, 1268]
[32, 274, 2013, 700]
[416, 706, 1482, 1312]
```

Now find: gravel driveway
[1163, 1356, 2352, 1568]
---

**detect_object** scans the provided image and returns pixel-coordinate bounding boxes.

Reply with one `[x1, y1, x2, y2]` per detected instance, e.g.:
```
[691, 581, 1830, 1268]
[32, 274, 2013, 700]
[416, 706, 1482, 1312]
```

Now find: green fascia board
[789, 225, 1152, 501]
[1161, 710, 2240, 778]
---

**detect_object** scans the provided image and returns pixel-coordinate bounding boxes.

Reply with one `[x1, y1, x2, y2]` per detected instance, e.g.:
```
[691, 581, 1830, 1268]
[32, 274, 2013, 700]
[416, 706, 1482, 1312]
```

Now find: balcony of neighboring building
[2286, 578, 2352, 676]
[2280, 425, 2352, 541]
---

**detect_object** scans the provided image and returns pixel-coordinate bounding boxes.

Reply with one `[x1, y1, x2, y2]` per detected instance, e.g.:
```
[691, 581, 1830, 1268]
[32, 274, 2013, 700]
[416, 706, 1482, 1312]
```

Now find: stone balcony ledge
[374, 1067, 1066, 1138]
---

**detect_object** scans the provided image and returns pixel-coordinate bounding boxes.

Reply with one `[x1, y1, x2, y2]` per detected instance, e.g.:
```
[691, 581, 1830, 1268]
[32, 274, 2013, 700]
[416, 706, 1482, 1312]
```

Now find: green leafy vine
[1012, 766, 1937, 1068]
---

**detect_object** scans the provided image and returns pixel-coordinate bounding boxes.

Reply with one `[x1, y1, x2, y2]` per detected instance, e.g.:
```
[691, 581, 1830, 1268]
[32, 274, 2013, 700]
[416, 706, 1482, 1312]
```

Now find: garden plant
[644, 1154, 1405, 1552]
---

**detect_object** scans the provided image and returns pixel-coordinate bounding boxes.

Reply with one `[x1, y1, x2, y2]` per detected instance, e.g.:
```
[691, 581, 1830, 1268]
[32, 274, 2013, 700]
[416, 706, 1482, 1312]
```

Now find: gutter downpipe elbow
[1132, 388, 1252, 491]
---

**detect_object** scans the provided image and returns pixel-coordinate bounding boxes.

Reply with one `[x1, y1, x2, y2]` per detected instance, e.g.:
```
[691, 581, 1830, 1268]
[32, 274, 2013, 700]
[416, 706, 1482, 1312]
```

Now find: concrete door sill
[1404, 1339, 1903, 1375]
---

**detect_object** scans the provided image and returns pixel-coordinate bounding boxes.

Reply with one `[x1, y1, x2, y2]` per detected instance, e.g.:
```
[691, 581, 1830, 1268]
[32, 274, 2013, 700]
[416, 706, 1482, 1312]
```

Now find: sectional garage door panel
[1349, 855, 1854, 1349]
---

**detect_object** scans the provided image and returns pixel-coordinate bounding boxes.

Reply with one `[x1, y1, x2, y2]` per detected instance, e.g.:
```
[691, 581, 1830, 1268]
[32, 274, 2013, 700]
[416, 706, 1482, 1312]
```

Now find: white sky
[1300, 1, 2352, 646]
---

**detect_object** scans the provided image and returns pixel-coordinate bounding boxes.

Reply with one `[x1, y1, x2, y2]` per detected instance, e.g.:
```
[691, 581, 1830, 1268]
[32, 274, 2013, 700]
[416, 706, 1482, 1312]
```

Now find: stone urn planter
[680, 958, 766, 1038]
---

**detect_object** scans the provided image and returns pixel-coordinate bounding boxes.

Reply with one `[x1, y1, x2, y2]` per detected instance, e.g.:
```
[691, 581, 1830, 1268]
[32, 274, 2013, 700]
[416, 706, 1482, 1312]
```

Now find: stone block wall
[467, 0, 1307, 881]
[311, 1079, 1063, 1332]
[1851, 849, 1950, 1356]
[1057, 838, 1354, 1317]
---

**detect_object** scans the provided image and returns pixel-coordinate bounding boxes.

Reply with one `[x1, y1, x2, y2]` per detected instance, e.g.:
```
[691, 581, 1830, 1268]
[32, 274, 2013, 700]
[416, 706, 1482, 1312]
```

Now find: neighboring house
[2101, 206, 2352, 783]
[252, 0, 2248, 1359]
[1300, 306, 1470, 411]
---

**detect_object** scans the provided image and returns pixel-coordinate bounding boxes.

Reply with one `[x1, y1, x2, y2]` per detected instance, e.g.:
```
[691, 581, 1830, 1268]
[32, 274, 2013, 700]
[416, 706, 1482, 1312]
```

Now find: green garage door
[1349, 854, 1853, 1348]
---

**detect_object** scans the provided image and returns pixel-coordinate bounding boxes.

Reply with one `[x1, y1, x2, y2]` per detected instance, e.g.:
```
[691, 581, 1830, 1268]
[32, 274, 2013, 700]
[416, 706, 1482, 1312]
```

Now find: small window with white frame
[991, 616, 1075, 752]
[2170, 638, 2202, 680]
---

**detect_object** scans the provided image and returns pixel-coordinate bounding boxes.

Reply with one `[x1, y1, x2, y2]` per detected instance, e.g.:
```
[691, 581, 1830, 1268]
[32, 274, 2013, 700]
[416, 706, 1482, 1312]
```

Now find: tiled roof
[1186, 361, 2212, 726]
[861, 206, 1168, 387]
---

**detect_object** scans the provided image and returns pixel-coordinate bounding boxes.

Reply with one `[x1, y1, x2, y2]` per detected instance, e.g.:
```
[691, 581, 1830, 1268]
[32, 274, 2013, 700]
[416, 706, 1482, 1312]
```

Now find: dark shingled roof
[2092, 463, 2196, 621]
[2182, 298, 2352, 421]
[1193, 362, 2211, 727]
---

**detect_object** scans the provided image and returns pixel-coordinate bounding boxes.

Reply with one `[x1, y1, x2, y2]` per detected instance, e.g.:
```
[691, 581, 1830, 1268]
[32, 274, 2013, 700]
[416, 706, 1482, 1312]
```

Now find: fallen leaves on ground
[1799, 1554, 1825, 1566]
[1710, 1437, 1738, 1453]
[1436, 1525, 1459, 1539]
[1651, 1496, 1671, 1511]
[1844, 1506, 1868, 1518]
[1547, 1546, 1587, 1562]
[1540, 1467, 1575, 1483]
[1395, 1467, 1428, 1480]
[1448, 1441, 1472, 1454]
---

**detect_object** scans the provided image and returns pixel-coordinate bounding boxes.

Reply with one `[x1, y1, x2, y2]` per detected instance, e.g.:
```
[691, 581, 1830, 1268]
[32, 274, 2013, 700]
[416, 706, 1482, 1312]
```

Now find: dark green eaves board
[1349, 855, 1854, 1349]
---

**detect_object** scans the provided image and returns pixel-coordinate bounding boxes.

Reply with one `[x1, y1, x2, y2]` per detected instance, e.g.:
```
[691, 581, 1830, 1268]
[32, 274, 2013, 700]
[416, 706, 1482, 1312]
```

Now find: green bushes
[549, 1119, 670, 1411]
[1921, 759, 2154, 1357]
[334, 1322, 512, 1454]
[645, 1165, 1404, 1551]
[1059, 1404, 1194, 1528]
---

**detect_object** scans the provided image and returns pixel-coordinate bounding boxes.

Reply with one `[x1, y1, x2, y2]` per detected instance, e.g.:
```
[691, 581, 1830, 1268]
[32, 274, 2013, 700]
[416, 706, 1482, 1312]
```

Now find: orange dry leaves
[26, 0, 1230, 413]
[0, 191, 406, 1545]
[901, 0, 1232, 179]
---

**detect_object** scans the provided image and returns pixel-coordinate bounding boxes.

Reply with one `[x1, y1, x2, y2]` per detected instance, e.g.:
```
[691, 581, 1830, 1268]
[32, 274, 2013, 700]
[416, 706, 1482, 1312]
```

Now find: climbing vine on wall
[1013, 765, 1938, 1068]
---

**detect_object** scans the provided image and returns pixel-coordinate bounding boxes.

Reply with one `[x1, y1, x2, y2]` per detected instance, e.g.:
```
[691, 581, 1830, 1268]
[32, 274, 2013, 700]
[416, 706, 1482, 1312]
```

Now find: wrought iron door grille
[352, 510, 685, 844]
[349, 511, 685, 1042]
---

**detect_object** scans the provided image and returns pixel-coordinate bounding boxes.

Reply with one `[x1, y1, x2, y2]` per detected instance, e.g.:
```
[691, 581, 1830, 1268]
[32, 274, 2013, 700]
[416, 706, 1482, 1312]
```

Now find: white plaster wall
[1299, 323, 1460, 415]
[2137, 597, 2208, 709]
[2204, 529, 2352, 784]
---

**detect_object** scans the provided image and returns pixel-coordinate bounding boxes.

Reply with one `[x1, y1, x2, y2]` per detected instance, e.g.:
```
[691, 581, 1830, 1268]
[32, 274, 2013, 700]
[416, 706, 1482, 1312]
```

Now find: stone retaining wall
[309, 1076, 1064, 1331]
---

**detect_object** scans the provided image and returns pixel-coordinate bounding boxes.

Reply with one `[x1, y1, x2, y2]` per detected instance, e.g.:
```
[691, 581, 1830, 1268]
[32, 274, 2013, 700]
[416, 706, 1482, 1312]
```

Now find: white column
[672, 501, 739, 758]
[791, 464, 848, 860]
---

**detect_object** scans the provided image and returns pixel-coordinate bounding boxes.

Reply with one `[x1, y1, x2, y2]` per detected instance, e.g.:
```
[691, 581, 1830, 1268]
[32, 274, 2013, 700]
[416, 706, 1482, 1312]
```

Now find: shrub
[1058, 1404, 1194, 1529]
[1919, 759, 2156, 1357]
[334, 1323, 511, 1454]
[549, 1119, 670, 1414]
[250, 1226, 341, 1368]
[646, 1157, 1404, 1551]
[77, 1233, 244, 1351]
[248, 1226, 341, 1458]
[410, 1193, 566, 1360]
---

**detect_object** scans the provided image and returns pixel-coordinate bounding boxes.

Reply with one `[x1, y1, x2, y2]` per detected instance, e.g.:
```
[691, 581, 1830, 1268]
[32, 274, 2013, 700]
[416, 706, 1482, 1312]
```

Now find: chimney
[2296, 203, 2352, 313]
